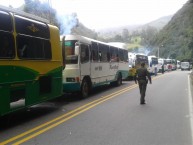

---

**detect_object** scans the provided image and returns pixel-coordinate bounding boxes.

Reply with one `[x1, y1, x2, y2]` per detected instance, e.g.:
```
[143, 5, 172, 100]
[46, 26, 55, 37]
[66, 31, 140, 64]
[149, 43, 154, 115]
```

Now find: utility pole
[158, 45, 163, 58]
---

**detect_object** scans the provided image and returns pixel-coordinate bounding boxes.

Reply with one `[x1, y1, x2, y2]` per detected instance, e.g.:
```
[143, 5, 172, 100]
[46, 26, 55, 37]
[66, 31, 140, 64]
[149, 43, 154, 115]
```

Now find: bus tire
[115, 73, 122, 86]
[81, 79, 90, 98]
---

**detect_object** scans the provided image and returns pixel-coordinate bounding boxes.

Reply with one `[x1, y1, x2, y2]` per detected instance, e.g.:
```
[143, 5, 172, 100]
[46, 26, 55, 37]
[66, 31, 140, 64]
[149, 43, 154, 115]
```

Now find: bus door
[79, 43, 91, 81]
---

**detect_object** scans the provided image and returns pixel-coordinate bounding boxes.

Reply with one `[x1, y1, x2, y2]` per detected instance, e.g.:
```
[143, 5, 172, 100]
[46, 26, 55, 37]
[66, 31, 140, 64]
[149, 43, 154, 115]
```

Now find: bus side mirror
[75, 46, 79, 55]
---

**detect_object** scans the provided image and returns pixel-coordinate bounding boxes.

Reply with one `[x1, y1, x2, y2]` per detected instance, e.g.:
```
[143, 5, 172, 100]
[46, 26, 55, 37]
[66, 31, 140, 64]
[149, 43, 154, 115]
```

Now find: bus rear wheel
[81, 79, 90, 98]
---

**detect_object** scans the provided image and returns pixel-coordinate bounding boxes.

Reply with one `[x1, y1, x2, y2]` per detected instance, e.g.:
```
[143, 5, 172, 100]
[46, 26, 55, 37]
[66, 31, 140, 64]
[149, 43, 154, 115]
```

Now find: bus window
[15, 15, 50, 39]
[0, 11, 13, 32]
[110, 46, 119, 62]
[80, 44, 89, 63]
[17, 35, 51, 60]
[0, 32, 15, 58]
[123, 49, 128, 62]
[119, 49, 124, 62]
[98, 43, 109, 62]
[64, 40, 78, 64]
[91, 42, 98, 62]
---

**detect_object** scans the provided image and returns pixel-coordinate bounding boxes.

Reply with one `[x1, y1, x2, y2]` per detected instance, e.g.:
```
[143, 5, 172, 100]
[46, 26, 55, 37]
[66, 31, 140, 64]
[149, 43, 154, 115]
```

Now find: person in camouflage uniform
[134, 63, 152, 105]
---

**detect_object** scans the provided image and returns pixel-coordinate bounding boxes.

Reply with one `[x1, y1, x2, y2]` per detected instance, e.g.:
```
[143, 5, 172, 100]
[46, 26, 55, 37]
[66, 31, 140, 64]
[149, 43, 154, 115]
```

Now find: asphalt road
[0, 70, 193, 145]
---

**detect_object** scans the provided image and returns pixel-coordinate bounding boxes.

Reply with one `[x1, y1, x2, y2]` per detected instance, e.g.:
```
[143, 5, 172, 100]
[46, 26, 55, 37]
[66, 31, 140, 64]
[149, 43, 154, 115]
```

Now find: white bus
[61, 35, 129, 98]
[171, 59, 177, 70]
[128, 53, 148, 78]
[158, 58, 167, 72]
[148, 55, 158, 74]
[177, 60, 181, 69]
[128, 52, 148, 68]
[165, 58, 176, 71]
[128, 52, 135, 68]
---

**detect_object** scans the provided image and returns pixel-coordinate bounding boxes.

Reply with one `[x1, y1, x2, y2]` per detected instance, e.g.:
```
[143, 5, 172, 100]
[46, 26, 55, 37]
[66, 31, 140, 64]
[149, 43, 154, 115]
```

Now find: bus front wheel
[81, 79, 90, 98]
[116, 73, 122, 86]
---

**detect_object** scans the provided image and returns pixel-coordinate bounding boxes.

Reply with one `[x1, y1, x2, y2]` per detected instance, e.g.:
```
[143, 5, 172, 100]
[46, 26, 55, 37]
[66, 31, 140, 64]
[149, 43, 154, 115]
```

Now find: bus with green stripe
[0, 7, 63, 116]
[61, 35, 129, 98]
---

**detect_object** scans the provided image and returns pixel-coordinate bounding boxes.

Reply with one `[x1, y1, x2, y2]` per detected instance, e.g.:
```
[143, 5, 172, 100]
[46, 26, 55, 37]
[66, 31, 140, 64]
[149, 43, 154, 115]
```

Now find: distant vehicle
[158, 58, 167, 72]
[128, 52, 135, 68]
[181, 59, 191, 71]
[165, 58, 173, 71]
[128, 53, 148, 78]
[148, 55, 158, 74]
[177, 60, 181, 69]
[171, 59, 177, 70]
[135, 53, 149, 69]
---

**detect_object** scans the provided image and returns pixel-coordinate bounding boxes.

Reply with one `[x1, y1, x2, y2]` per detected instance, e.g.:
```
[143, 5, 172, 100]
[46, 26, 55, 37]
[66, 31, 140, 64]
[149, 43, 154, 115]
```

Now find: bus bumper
[63, 82, 81, 92]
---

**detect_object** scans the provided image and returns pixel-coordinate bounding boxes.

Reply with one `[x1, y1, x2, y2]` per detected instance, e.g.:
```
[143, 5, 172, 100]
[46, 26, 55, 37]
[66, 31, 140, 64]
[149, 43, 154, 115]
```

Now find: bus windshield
[165, 60, 172, 64]
[65, 40, 78, 64]
[151, 57, 158, 65]
[136, 55, 148, 64]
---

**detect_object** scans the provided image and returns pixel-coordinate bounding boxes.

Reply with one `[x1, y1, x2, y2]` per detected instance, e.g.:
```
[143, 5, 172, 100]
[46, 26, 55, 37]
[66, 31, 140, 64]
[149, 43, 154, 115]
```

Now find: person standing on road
[134, 63, 152, 105]
[161, 64, 164, 74]
[154, 65, 157, 76]
[129, 65, 136, 80]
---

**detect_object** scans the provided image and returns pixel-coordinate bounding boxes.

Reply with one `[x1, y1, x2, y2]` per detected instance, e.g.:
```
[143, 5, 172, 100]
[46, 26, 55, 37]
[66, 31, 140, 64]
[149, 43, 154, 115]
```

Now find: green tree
[122, 29, 129, 42]
[114, 35, 123, 42]
[23, 0, 80, 35]
[140, 26, 158, 48]
[23, 0, 58, 26]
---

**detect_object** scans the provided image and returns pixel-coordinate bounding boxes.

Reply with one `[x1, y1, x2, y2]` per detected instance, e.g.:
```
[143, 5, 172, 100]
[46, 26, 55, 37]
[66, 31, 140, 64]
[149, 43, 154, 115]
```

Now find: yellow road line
[1, 74, 164, 144]
[12, 86, 137, 145]
[1, 85, 137, 145]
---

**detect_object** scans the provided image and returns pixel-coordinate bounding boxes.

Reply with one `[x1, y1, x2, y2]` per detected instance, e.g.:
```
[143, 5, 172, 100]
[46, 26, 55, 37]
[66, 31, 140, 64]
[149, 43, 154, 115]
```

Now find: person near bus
[161, 64, 164, 74]
[154, 65, 157, 76]
[129, 65, 136, 80]
[134, 62, 152, 105]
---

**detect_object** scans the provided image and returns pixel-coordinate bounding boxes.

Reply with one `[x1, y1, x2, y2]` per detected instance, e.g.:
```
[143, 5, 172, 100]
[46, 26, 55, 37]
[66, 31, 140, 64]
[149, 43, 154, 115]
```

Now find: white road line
[188, 75, 193, 145]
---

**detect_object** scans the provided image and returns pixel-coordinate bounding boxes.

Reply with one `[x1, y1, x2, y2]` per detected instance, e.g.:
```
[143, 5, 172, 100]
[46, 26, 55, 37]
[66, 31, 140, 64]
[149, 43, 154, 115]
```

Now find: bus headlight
[66, 77, 80, 82]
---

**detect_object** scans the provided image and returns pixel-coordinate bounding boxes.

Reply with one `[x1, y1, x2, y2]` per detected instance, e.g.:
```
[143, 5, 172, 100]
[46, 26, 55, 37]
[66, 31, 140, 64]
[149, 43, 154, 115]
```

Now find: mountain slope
[155, 0, 193, 60]
[142, 15, 172, 30]
[97, 15, 172, 36]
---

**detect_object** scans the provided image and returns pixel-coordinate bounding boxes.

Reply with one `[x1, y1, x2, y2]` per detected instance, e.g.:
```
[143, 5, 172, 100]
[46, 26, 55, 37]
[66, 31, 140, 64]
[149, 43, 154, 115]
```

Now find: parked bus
[165, 58, 177, 71]
[177, 60, 181, 69]
[61, 35, 129, 98]
[171, 59, 177, 70]
[127, 53, 148, 78]
[148, 55, 158, 74]
[165, 58, 172, 71]
[128, 52, 135, 68]
[128, 53, 148, 68]
[0, 7, 63, 116]
[135, 53, 149, 69]
[158, 58, 167, 72]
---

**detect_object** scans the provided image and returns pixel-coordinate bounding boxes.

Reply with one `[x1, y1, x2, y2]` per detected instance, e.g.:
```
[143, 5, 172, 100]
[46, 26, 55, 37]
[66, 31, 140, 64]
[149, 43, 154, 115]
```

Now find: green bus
[0, 7, 64, 116]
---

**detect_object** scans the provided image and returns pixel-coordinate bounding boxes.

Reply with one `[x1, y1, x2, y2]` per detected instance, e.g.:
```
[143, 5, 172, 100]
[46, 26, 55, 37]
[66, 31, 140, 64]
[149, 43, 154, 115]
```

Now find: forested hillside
[71, 23, 99, 40]
[154, 0, 193, 60]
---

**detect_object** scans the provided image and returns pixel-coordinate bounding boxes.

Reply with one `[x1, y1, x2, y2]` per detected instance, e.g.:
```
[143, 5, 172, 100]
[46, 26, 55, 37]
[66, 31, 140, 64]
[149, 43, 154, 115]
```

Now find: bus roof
[148, 55, 157, 58]
[62, 34, 127, 50]
[181, 59, 192, 62]
[0, 5, 50, 23]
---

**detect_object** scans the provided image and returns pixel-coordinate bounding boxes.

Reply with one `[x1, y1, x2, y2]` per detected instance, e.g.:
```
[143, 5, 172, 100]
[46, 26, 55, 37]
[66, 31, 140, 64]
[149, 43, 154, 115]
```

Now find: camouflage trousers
[138, 80, 148, 103]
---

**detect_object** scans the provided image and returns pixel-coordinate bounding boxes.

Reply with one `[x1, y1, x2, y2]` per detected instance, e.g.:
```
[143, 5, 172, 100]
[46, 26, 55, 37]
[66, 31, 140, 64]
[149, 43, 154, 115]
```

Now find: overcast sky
[0, 0, 188, 30]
